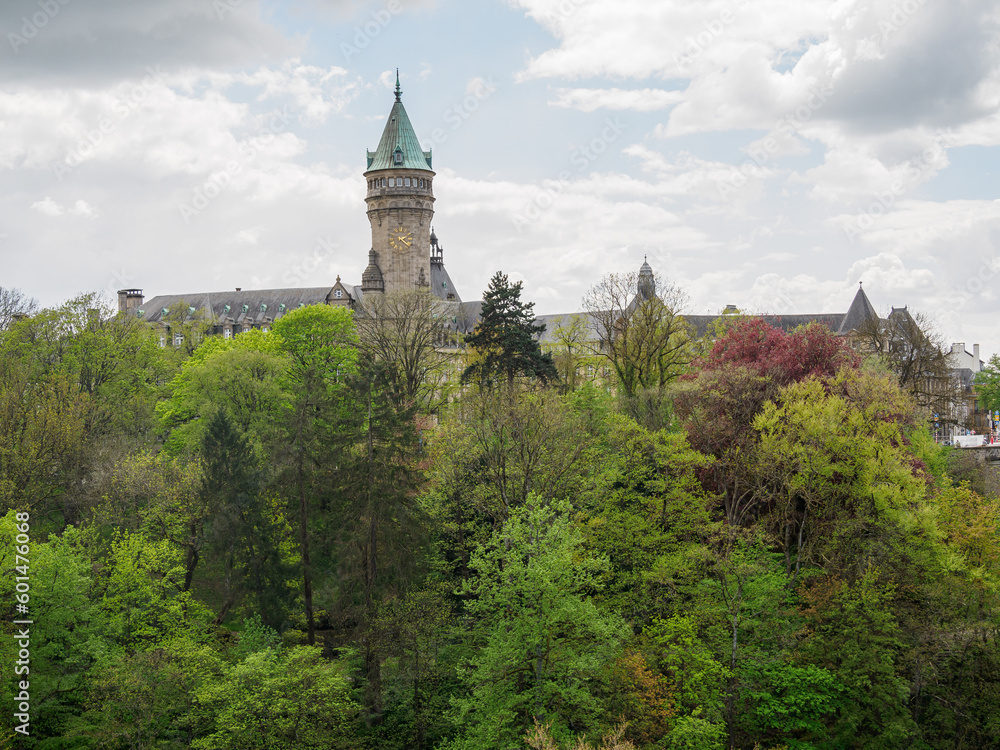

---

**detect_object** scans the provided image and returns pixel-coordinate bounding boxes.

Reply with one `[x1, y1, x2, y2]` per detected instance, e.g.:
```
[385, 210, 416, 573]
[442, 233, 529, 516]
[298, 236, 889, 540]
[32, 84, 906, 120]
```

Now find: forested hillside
[2, 288, 999, 750]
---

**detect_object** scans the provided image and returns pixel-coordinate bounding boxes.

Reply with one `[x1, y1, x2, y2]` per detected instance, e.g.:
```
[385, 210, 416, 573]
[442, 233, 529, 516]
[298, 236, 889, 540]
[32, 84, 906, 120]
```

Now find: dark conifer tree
[461, 271, 559, 387]
[201, 409, 292, 628]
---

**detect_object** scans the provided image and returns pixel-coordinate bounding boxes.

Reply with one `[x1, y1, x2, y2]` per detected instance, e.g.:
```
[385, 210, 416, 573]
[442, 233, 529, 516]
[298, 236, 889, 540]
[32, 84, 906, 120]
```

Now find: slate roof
[136, 287, 338, 326]
[837, 285, 880, 334]
[430, 262, 462, 303]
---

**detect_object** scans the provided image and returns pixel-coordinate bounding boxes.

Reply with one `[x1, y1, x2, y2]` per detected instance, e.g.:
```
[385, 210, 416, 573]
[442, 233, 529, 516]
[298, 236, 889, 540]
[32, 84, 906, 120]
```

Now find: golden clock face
[389, 226, 413, 252]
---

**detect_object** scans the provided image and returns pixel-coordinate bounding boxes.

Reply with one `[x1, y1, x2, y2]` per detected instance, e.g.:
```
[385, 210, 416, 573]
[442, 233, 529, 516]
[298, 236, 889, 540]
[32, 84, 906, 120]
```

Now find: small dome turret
[361, 249, 384, 293]
[638, 256, 655, 300]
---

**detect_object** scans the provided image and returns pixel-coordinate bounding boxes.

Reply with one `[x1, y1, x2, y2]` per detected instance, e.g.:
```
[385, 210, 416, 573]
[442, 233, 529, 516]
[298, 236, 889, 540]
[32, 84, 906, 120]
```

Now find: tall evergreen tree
[201, 409, 292, 628]
[461, 272, 558, 388]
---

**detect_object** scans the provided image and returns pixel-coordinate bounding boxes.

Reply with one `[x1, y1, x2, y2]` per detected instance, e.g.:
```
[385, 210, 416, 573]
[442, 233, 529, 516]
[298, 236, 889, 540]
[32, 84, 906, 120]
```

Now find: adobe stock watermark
[863, 0, 930, 46]
[843, 131, 957, 244]
[717, 83, 835, 199]
[510, 117, 627, 232]
[214, 0, 246, 20]
[951, 254, 999, 309]
[283, 236, 338, 286]
[674, 0, 750, 68]
[423, 76, 499, 148]
[11, 511, 32, 737]
[541, 0, 588, 23]
[178, 106, 293, 223]
[340, 0, 403, 61]
[51, 66, 167, 182]
[8, 0, 72, 53]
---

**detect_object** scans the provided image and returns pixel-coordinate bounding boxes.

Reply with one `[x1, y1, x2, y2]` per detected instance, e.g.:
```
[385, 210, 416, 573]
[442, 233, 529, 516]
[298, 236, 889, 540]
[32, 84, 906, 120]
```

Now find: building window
[381, 178, 386, 187]
[224, 328, 232, 339]
[159, 335, 166, 347]
[174, 333, 184, 347]
[405, 177, 411, 186]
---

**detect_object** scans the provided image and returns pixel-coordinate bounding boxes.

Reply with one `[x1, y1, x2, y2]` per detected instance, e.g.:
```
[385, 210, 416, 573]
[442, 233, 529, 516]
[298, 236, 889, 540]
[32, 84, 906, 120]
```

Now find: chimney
[974, 343, 981, 365]
[118, 289, 144, 313]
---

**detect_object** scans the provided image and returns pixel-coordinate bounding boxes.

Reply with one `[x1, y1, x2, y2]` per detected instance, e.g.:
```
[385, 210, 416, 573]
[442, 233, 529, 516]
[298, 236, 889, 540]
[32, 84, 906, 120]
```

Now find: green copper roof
[366, 81, 433, 172]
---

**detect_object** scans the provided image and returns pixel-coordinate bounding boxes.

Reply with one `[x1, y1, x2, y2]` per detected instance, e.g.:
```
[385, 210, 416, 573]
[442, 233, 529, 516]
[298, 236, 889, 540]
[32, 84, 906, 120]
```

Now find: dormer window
[242, 304, 249, 313]
[394, 149, 403, 165]
[278, 303, 285, 313]
[260, 303, 267, 313]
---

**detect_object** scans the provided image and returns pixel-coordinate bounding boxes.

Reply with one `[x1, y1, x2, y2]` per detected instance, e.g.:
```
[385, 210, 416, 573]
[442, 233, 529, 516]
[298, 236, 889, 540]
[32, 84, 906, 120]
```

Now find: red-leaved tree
[674, 320, 860, 525]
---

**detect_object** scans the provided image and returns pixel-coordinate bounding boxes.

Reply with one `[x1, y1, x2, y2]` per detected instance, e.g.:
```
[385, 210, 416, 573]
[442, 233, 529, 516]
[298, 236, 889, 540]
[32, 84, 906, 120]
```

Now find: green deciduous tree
[271, 304, 359, 646]
[192, 646, 360, 750]
[582, 270, 693, 398]
[156, 328, 289, 455]
[447, 497, 629, 749]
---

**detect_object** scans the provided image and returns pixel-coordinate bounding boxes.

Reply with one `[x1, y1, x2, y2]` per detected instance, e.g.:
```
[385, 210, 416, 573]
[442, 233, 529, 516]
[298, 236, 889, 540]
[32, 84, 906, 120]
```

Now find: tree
[447, 497, 629, 749]
[271, 304, 359, 646]
[433, 386, 593, 525]
[582, 271, 692, 398]
[855, 307, 952, 414]
[200, 410, 293, 628]
[156, 328, 289, 455]
[192, 646, 361, 750]
[334, 365, 425, 724]
[544, 314, 596, 393]
[673, 319, 859, 526]
[974, 352, 1000, 414]
[356, 290, 456, 412]
[462, 272, 558, 388]
[0, 286, 38, 331]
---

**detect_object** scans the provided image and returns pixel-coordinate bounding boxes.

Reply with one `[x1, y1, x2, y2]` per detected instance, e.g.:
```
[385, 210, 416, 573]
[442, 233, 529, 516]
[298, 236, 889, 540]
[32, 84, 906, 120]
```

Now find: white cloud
[31, 197, 63, 216]
[549, 87, 684, 112]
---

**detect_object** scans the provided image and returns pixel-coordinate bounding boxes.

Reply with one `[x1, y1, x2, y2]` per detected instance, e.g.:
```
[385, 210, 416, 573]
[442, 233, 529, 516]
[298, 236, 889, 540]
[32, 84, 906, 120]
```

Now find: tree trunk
[298, 447, 315, 646]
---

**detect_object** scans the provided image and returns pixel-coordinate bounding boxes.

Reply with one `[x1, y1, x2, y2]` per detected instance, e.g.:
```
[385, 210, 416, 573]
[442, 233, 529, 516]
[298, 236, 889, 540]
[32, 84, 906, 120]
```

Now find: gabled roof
[837, 284, 879, 335]
[366, 78, 433, 172]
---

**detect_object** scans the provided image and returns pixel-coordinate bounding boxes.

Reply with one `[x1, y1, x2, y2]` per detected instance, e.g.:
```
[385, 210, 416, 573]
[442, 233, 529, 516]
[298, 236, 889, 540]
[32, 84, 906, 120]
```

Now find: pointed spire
[394, 69, 402, 102]
[838, 282, 879, 335]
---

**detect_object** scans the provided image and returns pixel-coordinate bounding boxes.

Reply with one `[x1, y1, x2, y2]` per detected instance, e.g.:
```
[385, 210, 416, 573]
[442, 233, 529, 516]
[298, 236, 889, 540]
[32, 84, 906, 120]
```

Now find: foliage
[582, 270, 693, 397]
[192, 646, 360, 750]
[855, 307, 952, 414]
[462, 271, 558, 387]
[447, 497, 629, 749]
[8, 289, 1000, 750]
[356, 290, 456, 411]
[156, 328, 289, 455]
[974, 352, 1000, 413]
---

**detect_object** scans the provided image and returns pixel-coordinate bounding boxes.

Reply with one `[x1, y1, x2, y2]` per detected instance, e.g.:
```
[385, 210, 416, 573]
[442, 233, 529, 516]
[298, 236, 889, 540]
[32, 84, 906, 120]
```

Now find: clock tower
[362, 72, 435, 296]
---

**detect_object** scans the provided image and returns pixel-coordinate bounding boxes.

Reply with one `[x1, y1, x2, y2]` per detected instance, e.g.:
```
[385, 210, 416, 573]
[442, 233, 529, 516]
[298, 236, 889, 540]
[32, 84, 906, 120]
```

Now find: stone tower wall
[364, 169, 435, 294]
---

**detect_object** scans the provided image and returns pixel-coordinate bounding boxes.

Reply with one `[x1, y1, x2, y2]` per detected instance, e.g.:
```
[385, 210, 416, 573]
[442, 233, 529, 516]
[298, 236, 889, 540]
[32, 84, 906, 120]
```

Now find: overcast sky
[1, 0, 998, 356]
